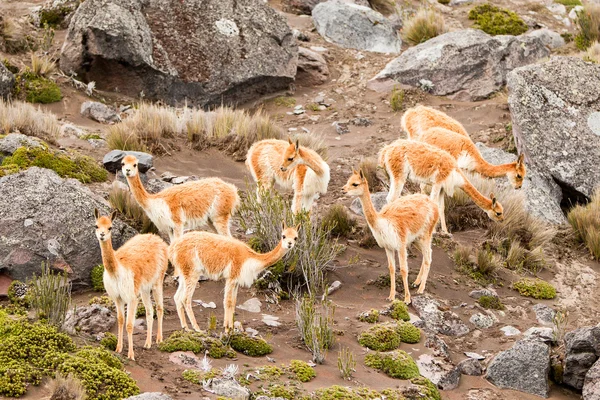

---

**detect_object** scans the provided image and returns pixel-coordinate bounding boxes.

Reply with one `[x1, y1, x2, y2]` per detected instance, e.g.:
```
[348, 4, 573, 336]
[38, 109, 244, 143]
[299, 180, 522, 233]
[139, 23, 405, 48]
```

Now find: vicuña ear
[94, 208, 100, 220]
[109, 210, 118, 222]
[359, 169, 365, 180]
[517, 154, 524, 165]
[490, 193, 497, 207]
[294, 223, 301, 232]
[282, 220, 287, 230]
[295, 139, 299, 151]
[352, 168, 359, 175]
[288, 137, 293, 145]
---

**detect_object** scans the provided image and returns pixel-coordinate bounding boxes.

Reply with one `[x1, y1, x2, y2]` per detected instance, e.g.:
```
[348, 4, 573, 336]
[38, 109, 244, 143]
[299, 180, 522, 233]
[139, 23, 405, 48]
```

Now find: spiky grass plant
[584, 41, 600, 63]
[575, 4, 600, 50]
[30, 53, 56, 77]
[390, 87, 405, 112]
[321, 204, 356, 238]
[337, 346, 356, 380]
[568, 189, 600, 260]
[0, 100, 60, 143]
[108, 185, 158, 234]
[29, 262, 71, 328]
[296, 295, 335, 364]
[46, 372, 85, 400]
[402, 8, 447, 45]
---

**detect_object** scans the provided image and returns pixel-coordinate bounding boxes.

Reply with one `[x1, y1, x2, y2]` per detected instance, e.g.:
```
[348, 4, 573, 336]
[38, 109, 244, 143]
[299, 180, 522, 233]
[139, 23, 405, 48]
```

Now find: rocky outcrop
[60, 0, 297, 107]
[350, 192, 387, 216]
[507, 57, 600, 208]
[524, 29, 565, 49]
[0, 62, 15, 100]
[284, 0, 368, 14]
[81, 101, 120, 124]
[296, 47, 330, 86]
[103, 150, 153, 174]
[563, 326, 600, 390]
[486, 339, 551, 397]
[416, 354, 461, 390]
[371, 29, 549, 101]
[312, 1, 401, 54]
[0, 168, 136, 286]
[584, 359, 600, 400]
[204, 378, 250, 400]
[63, 304, 116, 335]
[0, 133, 43, 155]
[411, 296, 470, 337]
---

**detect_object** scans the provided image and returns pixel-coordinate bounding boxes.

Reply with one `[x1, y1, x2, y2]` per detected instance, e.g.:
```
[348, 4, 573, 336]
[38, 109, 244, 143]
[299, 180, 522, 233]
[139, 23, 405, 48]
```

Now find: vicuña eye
[287, 157, 294, 161]
[133, 164, 137, 167]
[282, 235, 286, 239]
[516, 175, 522, 179]
[496, 212, 502, 216]
[95, 225, 98, 229]
[294, 237, 297, 241]
[108, 227, 112, 231]
[352, 183, 359, 187]
[121, 162, 124, 166]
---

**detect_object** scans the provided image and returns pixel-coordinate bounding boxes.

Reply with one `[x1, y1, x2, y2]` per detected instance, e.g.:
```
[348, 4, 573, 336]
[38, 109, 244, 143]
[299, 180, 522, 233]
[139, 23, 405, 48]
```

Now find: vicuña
[402, 105, 469, 139]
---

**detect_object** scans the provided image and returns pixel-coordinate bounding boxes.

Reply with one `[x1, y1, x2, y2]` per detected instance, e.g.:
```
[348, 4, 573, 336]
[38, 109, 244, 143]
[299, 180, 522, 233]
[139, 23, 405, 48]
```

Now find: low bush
[99, 333, 117, 351]
[389, 300, 410, 321]
[29, 262, 71, 327]
[358, 324, 400, 351]
[90, 265, 105, 292]
[396, 321, 420, 344]
[358, 309, 380, 324]
[296, 295, 335, 364]
[7, 280, 30, 307]
[364, 350, 420, 379]
[321, 204, 356, 237]
[158, 330, 236, 358]
[478, 295, 504, 310]
[513, 278, 557, 299]
[402, 8, 447, 45]
[16, 71, 62, 104]
[228, 333, 273, 357]
[568, 189, 600, 260]
[289, 360, 316, 382]
[575, 4, 600, 50]
[181, 368, 218, 384]
[390, 87, 405, 112]
[468, 4, 528, 36]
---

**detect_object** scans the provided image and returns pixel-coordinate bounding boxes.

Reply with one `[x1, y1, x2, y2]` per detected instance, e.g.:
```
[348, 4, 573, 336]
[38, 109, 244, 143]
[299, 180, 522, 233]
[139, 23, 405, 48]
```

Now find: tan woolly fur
[401, 105, 469, 139]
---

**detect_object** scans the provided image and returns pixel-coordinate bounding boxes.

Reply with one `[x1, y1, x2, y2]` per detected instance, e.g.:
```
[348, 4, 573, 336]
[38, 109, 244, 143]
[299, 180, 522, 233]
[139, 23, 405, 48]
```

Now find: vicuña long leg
[173, 277, 188, 330]
[415, 235, 433, 294]
[398, 245, 411, 304]
[152, 280, 164, 343]
[223, 280, 237, 332]
[114, 298, 125, 354]
[126, 297, 139, 360]
[385, 248, 397, 301]
[140, 290, 154, 349]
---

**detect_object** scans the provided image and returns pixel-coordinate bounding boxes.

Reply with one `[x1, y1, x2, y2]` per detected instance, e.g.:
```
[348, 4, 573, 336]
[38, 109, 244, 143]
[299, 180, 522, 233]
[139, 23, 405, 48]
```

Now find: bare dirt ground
[1, 0, 599, 399]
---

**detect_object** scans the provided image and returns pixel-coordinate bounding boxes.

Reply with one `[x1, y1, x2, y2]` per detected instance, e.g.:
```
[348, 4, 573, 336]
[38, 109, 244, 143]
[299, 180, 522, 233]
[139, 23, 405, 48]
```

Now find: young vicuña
[169, 223, 299, 331]
[419, 127, 527, 189]
[121, 155, 239, 241]
[245, 138, 330, 213]
[93, 209, 167, 360]
[378, 140, 504, 235]
[402, 105, 469, 139]
[343, 169, 439, 303]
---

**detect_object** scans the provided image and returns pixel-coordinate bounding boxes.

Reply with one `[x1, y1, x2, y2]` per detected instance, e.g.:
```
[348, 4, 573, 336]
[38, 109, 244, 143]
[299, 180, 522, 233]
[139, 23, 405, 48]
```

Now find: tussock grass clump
[296, 295, 335, 364]
[369, 0, 397, 16]
[390, 87, 405, 112]
[30, 53, 56, 77]
[476, 247, 501, 277]
[513, 278, 557, 299]
[568, 190, 600, 260]
[478, 295, 504, 310]
[358, 158, 380, 191]
[337, 347, 356, 380]
[29, 262, 71, 327]
[108, 185, 158, 234]
[402, 8, 447, 46]
[364, 350, 420, 379]
[322, 204, 356, 237]
[0, 17, 31, 54]
[47, 372, 85, 400]
[468, 4, 528, 36]
[576, 4, 600, 50]
[0, 100, 60, 142]
[584, 41, 600, 63]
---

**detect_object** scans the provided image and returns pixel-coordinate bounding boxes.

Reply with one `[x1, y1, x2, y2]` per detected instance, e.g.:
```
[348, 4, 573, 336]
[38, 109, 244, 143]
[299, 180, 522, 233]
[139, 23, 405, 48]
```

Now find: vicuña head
[94, 209, 118, 242]
[487, 193, 504, 222]
[281, 221, 300, 250]
[342, 169, 368, 196]
[508, 154, 526, 189]
[281, 138, 301, 172]
[121, 155, 140, 178]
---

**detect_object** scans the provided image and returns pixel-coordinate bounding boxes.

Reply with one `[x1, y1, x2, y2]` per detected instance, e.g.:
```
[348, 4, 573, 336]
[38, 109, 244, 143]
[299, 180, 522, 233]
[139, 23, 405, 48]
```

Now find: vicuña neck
[126, 174, 151, 208]
[99, 240, 118, 275]
[472, 152, 517, 178]
[359, 189, 379, 229]
[254, 241, 287, 270]
[298, 148, 326, 176]
[458, 171, 492, 210]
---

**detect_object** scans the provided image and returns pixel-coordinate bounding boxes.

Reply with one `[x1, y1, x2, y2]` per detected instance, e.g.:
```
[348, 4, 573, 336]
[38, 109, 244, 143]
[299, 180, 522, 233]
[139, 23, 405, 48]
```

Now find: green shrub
[396, 321, 420, 344]
[390, 87, 405, 112]
[322, 204, 356, 237]
[358, 324, 401, 351]
[410, 375, 442, 400]
[88, 296, 113, 309]
[90, 265, 105, 291]
[568, 190, 600, 260]
[182, 369, 218, 384]
[358, 309, 380, 324]
[265, 383, 296, 399]
[1, 146, 107, 183]
[295, 295, 335, 364]
[100, 333, 117, 351]
[438, 0, 450, 4]
[389, 300, 410, 321]
[273, 97, 296, 107]
[22, 74, 62, 104]
[575, 4, 600, 50]
[29, 262, 71, 327]
[229, 334, 273, 357]
[513, 278, 557, 299]
[555, 0, 582, 6]
[158, 330, 235, 358]
[39, 7, 72, 28]
[402, 8, 447, 45]
[468, 4, 528, 36]
[477, 295, 504, 310]
[364, 350, 420, 379]
[7, 280, 30, 307]
[290, 360, 316, 382]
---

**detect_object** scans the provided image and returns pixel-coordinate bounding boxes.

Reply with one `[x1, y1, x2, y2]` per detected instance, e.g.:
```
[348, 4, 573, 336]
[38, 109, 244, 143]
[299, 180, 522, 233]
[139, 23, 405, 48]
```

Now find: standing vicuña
[343, 170, 439, 303]
[121, 155, 239, 241]
[419, 127, 527, 189]
[169, 223, 299, 331]
[378, 140, 504, 235]
[93, 209, 167, 360]
[402, 105, 469, 139]
[246, 138, 330, 213]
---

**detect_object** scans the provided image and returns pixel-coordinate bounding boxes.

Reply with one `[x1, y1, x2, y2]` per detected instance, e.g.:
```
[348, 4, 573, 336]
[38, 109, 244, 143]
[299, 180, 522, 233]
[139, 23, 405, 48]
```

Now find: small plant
[108, 186, 158, 234]
[364, 350, 420, 379]
[158, 330, 235, 359]
[477, 295, 504, 310]
[584, 41, 600, 63]
[289, 360, 316, 382]
[88, 295, 113, 309]
[30, 53, 56, 77]
[358, 309, 380, 324]
[29, 262, 71, 327]
[453, 245, 472, 268]
[18, 71, 62, 104]
[90, 265, 104, 292]
[337, 346, 356, 380]
[468, 4, 528, 36]
[568, 189, 600, 260]
[390, 87, 405, 112]
[402, 8, 447, 45]
[555, 0, 582, 7]
[208, 313, 217, 331]
[100, 333, 118, 351]
[273, 96, 296, 107]
[295, 295, 335, 364]
[438, 0, 450, 4]
[575, 4, 600, 50]
[321, 204, 356, 238]
[358, 324, 400, 351]
[358, 158, 380, 191]
[46, 372, 85, 400]
[306, 103, 320, 112]
[389, 300, 410, 321]
[396, 321, 420, 344]
[228, 333, 273, 357]
[475, 247, 500, 277]
[7, 280, 30, 307]
[552, 309, 569, 344]
[182, 368, 218, 384]
[513, 278, 557, 299]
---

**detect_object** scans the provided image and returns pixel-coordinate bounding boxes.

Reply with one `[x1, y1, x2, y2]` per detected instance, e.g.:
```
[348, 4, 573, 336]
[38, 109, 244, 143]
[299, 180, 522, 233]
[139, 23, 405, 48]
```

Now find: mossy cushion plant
[513, 278, 557, 299]
[7, 280, 30, 307]
[289, 360, 316, 382]
[358, 309, 380, 323]
[158, 330, 236, 359]
[468, 4, 528, 36]
[396, 321, 421, 344]
[100, 332, 118, 351]
[182, 368, 218, 384]
[229, 333, 273, 357]
[389, 300, 410, 321]
[364, 350, 420, 380]
[358, 324, 401, 351]
[266, 383, 296, 399]
[478, 295, 505, 310]
[91, 265, 105, 291]
[1, 146, 108, 183]
[410, 376, 442, 400]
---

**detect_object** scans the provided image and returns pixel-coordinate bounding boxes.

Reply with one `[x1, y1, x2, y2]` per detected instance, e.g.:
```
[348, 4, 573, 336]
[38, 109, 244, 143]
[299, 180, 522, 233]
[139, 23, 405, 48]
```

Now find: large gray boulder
[563, 326, 600, 390]
[416, 354, 461, 390]
[507, 57, 600, 207]
[524, 29, 565, 49]
[0, 62, 15, 100]
[371, 29, 549, 101]
[60, 0, 297, 107]
[0, 134, 43, 155]
[485, 339, 551, 397]
[284, 0, 368, 15]
[350, 192, 387, 216]
[0, 168, 136, 287]
[475, 142, 565, 224]
[296, 47, 330, 86]
[584, 359, 600, 400]
[411, 295, 470, 337]
[312, 1, 402, 54]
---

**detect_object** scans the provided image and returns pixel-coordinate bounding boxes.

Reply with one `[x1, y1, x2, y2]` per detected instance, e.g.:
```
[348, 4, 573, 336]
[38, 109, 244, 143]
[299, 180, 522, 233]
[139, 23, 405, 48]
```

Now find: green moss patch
[468, 4, 528, 36]
[40, 6, 74, 28]
[410, 376, 441, 400]
[289, 360, 316, 382]
[357, 309, 380, 324]
[100, 332, 117, 351]
[477, 295, 505, 310]
[396, 321, 421, 344]
[265, 383, 296, 399]
[158, 330, 236, 359]
[7, 280, 30, 308]
[358, 324, 400, 351]
[229, 333, 273, 357]
[182, 368, 218, 384]
[364, 350, 420, 379]
[513, 278, 557, 299]
[389, 300, 410, 321]
[311, 386, 407, 400]
[1, 146, 108, 183]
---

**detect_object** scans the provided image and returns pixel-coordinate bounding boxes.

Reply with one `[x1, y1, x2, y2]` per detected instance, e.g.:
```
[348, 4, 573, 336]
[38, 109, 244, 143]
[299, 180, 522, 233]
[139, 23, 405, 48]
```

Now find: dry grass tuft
[575, 3, 600, 50]
[568, 189, 600, 260]
[1, 17, 31, 54]
[322, 204, 356, 238]
[30, 53, 56, 77]
[358, 158, 380, 191]
[584, 41, 600, 63]
[390, 87, 405, 112]
[47, 373, 85, 400]
[402, 8, 447, 46]
[108, 185, 158, 234]
[0, 100, 60, 143]
[369, 0, 397, 16]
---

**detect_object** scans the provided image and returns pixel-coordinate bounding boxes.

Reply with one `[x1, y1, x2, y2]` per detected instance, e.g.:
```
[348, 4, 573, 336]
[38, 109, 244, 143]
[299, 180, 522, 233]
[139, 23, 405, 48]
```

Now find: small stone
[523, 327, 554, 342]
[81, 101, 120, 124]
[469, 288, 498, 299]
[245, 327, 259, 337]
[417, 354, 461, 390]
[500, 326, 521, 337]
[532, 303, 556, 326]
[262, 314, 281, 327]
[425, 334, 450, 359]
[160, 172, 176, 182]
[169, 351, 201, 368]
[470, 313, 495, 329]
[310, 46, 328, 52]
[465, 352, 486, 360]
[237, 298, 262, 313]
[332, 121, 349, 134]
[325, 280, 342, 297]
[23, 219, 34, 227]
[458, 358, 483, 376]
